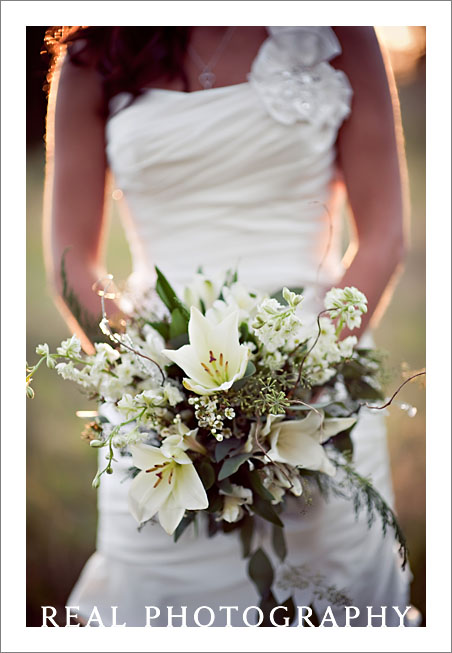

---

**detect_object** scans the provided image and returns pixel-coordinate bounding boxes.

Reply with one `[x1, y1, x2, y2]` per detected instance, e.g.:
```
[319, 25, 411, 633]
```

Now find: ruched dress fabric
[67, 27, 413, 627]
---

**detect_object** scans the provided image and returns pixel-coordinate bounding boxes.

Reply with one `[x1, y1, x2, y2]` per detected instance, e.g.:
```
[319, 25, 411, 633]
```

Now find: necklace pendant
[199, 71, 216, 89]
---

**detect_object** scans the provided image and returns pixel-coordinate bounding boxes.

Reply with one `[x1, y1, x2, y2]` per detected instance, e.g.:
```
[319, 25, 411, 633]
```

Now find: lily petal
[158, 493, 186, 535]
[266, 418, 337, 477]
[129, 443, 167, 471]
[320, 416, 357, 443]
[171, 463, 209, 510]
[162, 344, 213, 387]
[128, 467, 173, 524]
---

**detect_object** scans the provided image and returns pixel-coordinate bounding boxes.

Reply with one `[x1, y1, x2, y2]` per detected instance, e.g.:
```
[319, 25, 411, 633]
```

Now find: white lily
[206, 282, 264, 325]
[263, 411, 356, 477]
[128, 442, 208, 534]
[162, 307, 250, 395]
[183, 272, 223, 312]
[219, 484, 253, 523]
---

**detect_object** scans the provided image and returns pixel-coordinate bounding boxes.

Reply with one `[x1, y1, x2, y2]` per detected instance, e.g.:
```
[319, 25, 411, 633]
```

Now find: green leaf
[323, 400, 359, 418]
[155, 266, 190, 319]
[244, 360, 256, 377]
[239, 515, 254, 558]
[248, 469, 275, 502]
[347, 379, 384, 401]
[230, 361, 256, 391]
[173, 512, 196, 542]
[206, 492, 222, 514]
[249, 495, 283, 528]
[169, 307, 189, 339]
[197, 461, 215, 490]
[218, 453, 251, 481]
[258, 590, 279, 626]
[272, 524, 287, 562]
[330, 429, 354, 460]
[248, 548, 274, 597]
[217, 478, 234, 495]
[147, 320, 170, 341]
[168, 333, 189, 349]
[214, 438, 242, 462]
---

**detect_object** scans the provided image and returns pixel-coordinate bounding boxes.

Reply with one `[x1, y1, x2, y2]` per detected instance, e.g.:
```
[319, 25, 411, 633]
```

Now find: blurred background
[26, 27, 426, 626]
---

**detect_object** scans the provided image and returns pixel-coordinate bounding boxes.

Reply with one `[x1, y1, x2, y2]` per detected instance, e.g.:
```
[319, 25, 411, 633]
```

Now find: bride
[43, 26, 415, 627]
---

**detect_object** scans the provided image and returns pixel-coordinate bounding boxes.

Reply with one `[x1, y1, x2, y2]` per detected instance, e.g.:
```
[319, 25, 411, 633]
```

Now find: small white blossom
[111, 425, 148, 448]
[324, 287, 368, 331]
[252, 296, 304, 353]
[56, 335, 81, 358]
[55, 362, 96, 390]
[224, 407, 235, 420]
[282, 287, 303, 308]
[36, 343, 55, 369]
[338, 335, 358, 359]
[94, 342, 121, 363]
[117, 393, 140, 417]
[163, 381, 184, 406]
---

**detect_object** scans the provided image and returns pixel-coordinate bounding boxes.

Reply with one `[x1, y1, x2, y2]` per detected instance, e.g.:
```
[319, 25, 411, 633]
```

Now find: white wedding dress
[67, 27, 415, 627]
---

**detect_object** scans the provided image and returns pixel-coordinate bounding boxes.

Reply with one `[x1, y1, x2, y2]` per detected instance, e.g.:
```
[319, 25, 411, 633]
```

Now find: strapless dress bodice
[105, 27, 353, 308]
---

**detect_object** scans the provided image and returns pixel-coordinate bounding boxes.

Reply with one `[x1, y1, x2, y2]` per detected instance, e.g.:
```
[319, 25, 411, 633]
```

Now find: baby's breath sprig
[90, 408, 146, 488]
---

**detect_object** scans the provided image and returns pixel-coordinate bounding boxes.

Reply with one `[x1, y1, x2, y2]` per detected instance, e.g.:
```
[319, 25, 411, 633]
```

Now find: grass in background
[26, 71, 425, 626]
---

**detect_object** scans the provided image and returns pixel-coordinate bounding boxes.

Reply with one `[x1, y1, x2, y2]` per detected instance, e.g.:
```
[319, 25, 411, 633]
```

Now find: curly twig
[362, 371, 426, 411]
[93, 275, 165, 384]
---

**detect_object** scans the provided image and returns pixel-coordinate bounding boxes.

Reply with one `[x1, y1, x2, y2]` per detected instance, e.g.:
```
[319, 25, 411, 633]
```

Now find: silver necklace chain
[188, 27, 237, 89]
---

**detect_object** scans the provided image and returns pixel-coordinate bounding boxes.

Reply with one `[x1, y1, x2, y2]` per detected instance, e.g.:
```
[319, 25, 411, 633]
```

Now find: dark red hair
[45, 27, 192, 114]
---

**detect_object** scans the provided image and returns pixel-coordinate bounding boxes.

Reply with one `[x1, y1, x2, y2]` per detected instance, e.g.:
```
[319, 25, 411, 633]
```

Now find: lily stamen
[201, 362, 214, 376]
[146, 463, 166, 473]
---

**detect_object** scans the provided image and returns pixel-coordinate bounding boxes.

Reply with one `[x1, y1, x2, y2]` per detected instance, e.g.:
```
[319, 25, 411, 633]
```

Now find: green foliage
[239, 515, 254, 558]
[227, 369, 293, 417]
[173, 512, 197, 542]
[214, 438, 242, 462]
[247, 468, 275, 502]
[272, 524, 287, 562]
[248, 548, 274, 597]
[146, 320, 170, 341]
[218, 453, 251, 481]
[331, 457, 408, 568]
[197, 460, 215, 490]
[169, 307, 189, 340]
[155, 266, 190, 321]
[338, 349, 387, 401]
[249, 495, 283, 528]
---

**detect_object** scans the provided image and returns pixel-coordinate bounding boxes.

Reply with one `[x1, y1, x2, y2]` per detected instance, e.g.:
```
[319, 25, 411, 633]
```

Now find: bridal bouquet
[27, 267, 408, 620]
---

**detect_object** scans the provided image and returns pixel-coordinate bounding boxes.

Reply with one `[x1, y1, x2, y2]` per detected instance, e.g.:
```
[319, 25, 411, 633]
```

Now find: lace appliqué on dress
[249, 26, 353, 129]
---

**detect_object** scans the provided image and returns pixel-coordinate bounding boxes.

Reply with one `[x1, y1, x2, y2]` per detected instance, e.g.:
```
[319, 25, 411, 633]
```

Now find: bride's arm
[43, 46, 120, 353]
[331, 27, 409, 339]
